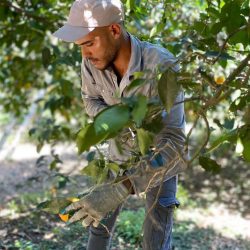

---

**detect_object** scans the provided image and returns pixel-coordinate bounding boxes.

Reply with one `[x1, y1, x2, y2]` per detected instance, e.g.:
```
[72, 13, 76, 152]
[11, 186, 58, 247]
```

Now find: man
[53, 0, 187, 249]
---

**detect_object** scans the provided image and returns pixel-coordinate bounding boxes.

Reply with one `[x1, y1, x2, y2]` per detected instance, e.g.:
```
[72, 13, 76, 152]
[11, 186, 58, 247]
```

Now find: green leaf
[242, 140, 250, 162]
[213, 118, 223, 129]
[97, 166, 109, 184]
[193, 21, 206, 33]
[61, 81, 74, 97]
[94, 105, 130, 135]
[29, 128, 36, 136]
[106, 162, 120, 174]
[132, 95, 148, 127]
[229, 97, 247, 112]
[142, 105, 164, 134]
[243, 106, 250, 125]
[126, 0, 135, 10]
[206, 7, 220, 18]
[86, 151, 96, 162]
[230, 28, 249, 47]
[81, 159, 105, 178]
[219, 59, 227, 68]
[150, 23, 165, 38]
[55, 174, 69, 189]
[223, 118, 235, 130]
[199, 156, 221, 174]
[221, 1, 242, 33]
[133, 71, 145, 78]
[81, 160, 110, 184]
[204, 51, 235, 60]
[126, 78, 146, 92]
[158, 69, 180, 113]
[58, 178, 68, 189]
[76, 124, 108, 154]
[137, 128, 153, 155]
[206, 129, 237, 153]
[240, 127, 250, 162]
[42, 47, 51, 67]
[49, 160, 58, 171]
[36, 143, 43, 153]
[37, 198, 71, 214]
[0, 6, 8, 21]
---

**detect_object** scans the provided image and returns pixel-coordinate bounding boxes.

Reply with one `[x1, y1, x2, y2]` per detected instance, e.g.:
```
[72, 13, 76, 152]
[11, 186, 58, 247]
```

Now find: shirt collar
[126, 33, 142, 79]
[118, 33, 143, 94]
[105, 33, 142, 77]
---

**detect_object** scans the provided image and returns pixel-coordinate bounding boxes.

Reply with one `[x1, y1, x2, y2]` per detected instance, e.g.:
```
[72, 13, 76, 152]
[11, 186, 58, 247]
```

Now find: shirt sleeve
[81, 60, 108, 117]
[126, 68, 189, 195]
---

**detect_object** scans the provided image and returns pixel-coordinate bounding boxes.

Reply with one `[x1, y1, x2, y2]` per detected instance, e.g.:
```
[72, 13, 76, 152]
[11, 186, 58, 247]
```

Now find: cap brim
[52, 24, 95, 42]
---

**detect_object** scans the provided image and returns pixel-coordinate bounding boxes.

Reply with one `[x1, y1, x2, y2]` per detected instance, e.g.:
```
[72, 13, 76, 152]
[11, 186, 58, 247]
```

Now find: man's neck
[112, 33, 131, 79]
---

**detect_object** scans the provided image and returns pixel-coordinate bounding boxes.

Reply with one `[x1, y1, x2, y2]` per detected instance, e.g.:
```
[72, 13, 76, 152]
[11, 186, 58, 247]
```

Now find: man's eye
[86, 43, 93, 47]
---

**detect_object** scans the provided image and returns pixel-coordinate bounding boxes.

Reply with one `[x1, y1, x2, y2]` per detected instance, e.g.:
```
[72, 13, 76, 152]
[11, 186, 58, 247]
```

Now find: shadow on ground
[0, 212, 249, 250]
[173, 220, 250, 250]
[0, 146, 249, 249]
[0, 152, 87, 203]
[180, 153, 250, 217]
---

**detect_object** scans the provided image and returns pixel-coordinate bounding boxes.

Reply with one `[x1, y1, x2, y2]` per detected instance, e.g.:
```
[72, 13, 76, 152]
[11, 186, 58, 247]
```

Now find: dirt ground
[0, 143, 250, 249]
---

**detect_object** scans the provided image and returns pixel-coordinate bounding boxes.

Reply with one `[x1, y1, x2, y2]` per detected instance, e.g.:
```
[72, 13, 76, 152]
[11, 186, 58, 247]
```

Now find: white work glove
[62, 182, 129, 227]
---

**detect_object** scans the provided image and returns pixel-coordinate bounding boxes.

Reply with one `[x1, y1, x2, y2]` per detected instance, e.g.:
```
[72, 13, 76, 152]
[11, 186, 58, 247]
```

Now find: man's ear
[109, 24, 122, 39]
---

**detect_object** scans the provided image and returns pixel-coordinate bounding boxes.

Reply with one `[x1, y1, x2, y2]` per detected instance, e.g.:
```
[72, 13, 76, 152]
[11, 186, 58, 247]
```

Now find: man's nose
[81, 46, 91, 58]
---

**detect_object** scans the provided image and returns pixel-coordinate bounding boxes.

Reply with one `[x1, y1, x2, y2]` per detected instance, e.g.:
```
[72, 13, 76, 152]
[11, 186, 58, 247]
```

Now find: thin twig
[186, 113, 200, 147]
[227, 49, 250, 54]
[212, 24, 248, 64]
[174, 96, 204, 105]
[186, 56, 250, 163]
[199, 68, 217, 89]
[142, 156, 179, 232]
[205, 53, 250, 108]
[242, 66, 250, 85]
[188, 111, 210, 164]
[224, 54, 250, 85]
[149, 135, 188, 169]
[215, 88, 235, 104]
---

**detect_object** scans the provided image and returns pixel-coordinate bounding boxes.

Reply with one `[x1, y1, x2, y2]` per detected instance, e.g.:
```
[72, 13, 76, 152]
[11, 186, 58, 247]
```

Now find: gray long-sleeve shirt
[81, 34, 188, 195]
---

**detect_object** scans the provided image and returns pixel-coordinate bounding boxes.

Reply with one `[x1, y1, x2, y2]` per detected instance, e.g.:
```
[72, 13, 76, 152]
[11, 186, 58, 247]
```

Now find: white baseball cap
[53, 0, 124, 42]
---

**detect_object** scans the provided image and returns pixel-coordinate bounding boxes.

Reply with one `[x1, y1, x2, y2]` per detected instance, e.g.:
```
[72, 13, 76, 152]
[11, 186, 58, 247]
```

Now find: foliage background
[0, 0, 249, 249]
[0, 0, 249, 166]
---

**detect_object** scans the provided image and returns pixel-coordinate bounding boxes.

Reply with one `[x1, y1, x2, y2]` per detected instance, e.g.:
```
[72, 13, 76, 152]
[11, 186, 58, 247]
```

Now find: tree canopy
[0, 0, 249, 178]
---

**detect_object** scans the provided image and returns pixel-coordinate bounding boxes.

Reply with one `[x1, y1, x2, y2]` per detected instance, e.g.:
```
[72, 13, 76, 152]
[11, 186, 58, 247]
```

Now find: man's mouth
[90, 58, 99, 64]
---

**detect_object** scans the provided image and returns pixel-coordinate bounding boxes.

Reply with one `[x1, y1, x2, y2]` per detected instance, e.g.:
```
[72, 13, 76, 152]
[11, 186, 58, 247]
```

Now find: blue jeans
[87, 176, 179, 250]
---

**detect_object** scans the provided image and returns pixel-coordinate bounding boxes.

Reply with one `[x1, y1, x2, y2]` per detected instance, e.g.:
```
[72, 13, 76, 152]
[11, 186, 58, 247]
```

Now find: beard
[91, 44, 118, 71]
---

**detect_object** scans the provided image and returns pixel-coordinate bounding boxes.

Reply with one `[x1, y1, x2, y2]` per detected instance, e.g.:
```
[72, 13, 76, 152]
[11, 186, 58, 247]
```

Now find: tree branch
[186, 113, 200, 147]
[185, 54, 250, 164]
[205, 53, 250, 107]
[0, 0, 52, 24]
[142, 155, 179, 232]
[224, 54, 250, 85]
[242, 66, 250, 85]
[174, 96, 204, 105]
[212, 24, 249, 64]
[188, 111, 210, 165]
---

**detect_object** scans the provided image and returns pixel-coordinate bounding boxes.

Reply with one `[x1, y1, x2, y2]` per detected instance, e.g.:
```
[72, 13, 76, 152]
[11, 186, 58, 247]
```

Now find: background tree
[0, 0, 249, 207]
[0, 1, 250, 249]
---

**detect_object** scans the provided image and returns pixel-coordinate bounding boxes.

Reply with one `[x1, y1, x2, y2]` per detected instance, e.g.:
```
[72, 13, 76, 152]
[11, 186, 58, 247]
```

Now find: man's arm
[81, 59, 107, 117]
[125, 77, 188, 195]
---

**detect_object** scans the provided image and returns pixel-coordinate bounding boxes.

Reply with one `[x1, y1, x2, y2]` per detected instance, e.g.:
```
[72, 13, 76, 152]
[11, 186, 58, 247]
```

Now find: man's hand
[62, 182, 130, 228]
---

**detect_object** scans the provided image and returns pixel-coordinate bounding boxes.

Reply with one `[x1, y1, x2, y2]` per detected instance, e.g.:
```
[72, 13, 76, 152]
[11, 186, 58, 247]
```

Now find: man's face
[75, 26, 119, 70]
